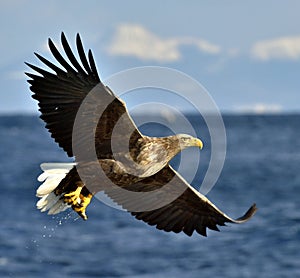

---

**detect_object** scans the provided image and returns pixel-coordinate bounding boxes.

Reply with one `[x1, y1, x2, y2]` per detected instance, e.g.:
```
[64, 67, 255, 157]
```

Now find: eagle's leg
[72, 187, 93, 220]
[63, 185, 82, 206]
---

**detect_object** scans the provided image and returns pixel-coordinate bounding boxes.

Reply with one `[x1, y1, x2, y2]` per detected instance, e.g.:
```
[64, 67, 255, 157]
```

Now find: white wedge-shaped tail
[36, 163, 76, 215]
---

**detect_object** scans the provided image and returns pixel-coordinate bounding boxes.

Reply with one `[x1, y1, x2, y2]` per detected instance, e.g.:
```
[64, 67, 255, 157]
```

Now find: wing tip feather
[234, 203, 257, 223]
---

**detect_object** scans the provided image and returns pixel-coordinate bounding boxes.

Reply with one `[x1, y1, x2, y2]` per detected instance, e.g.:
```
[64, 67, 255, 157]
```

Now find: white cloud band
[107, 24, 221, 62]
[252, 36, 300, 61]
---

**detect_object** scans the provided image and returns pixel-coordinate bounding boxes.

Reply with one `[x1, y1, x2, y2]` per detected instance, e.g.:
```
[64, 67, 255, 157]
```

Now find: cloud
[107, 24, 221, 62]
[251, 36, 300, 61]
[234, 103, 283, 114]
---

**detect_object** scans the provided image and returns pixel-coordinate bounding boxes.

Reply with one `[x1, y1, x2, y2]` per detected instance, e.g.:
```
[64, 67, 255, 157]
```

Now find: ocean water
[0, 114, 299, 277]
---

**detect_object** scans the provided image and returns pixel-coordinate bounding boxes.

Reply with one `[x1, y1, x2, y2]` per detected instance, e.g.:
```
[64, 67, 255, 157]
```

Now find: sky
[1, 0, 300, 114]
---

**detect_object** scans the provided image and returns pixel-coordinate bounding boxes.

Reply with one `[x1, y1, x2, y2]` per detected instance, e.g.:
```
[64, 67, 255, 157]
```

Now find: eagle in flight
[26, 33, 256, 237]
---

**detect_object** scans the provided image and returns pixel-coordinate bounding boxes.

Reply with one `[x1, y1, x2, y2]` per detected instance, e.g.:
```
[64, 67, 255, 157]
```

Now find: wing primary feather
[88, 49, 100, 82]
[25, 72, 44, 81]
[34, 52, 66, 76]
[76, 33, 93, 75]
[61, 32, 87, 75]
[48, 37, 77, 74]
[25, 62, 56, 78]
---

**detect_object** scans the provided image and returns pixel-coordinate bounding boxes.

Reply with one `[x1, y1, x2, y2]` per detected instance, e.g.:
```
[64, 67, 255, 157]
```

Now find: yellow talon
[72, 193, 93, 220]
[63, 186, 82, 206]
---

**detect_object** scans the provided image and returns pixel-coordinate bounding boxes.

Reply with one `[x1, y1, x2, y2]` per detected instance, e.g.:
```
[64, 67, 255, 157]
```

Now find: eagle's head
[175, 134, 203, 150]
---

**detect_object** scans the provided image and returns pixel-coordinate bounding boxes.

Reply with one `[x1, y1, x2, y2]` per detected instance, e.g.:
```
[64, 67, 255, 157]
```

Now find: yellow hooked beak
[194, 138, 203, 150]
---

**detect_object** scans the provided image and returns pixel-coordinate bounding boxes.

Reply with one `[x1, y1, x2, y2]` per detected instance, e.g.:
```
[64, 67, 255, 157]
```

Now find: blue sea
[0, 114, 299, 277]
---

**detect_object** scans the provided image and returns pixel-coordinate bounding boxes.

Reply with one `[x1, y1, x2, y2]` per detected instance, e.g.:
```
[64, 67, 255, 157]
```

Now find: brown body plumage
[27, 33, 256, 236]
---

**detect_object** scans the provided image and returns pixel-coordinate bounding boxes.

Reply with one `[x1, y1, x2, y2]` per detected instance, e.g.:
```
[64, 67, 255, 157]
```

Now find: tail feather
[48, 197, 70, 215]
[36, 162, 75, 215]
[36, 175, 67, 197]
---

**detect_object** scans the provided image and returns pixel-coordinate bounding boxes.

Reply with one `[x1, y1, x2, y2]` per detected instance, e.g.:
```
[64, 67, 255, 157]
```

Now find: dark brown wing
[26, 32, 142, 159]
[103, 165, 257, 237]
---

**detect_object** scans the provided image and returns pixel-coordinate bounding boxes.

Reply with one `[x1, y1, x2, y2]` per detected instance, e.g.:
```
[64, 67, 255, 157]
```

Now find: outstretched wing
[103, 165, 257, 237]
[26, 32, 142, 159]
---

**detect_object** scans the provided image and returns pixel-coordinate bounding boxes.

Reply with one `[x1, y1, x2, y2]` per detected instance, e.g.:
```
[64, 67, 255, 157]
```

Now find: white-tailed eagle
[26, 33, 256, 237]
